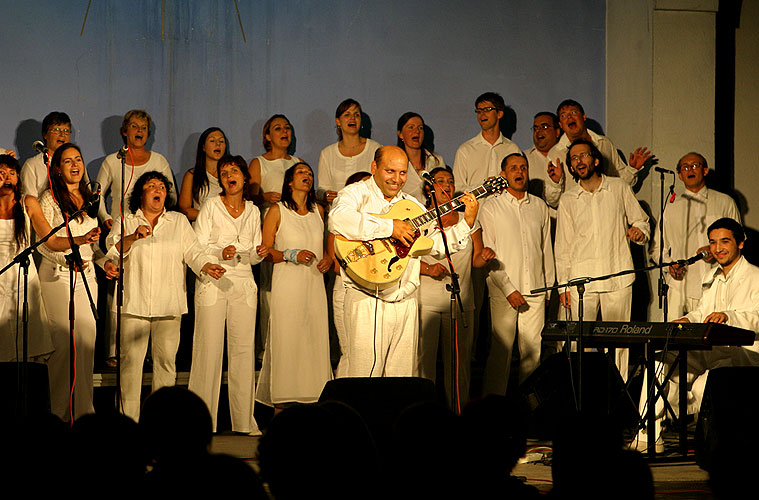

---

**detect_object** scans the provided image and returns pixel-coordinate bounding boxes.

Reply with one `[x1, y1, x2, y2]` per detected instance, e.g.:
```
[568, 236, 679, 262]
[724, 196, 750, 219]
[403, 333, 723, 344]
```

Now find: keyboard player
[638, 218, 759, 449]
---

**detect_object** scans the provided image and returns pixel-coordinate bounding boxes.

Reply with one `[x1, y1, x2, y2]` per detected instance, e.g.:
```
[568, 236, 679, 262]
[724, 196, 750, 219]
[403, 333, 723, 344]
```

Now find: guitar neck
[409, 184, 492, 230]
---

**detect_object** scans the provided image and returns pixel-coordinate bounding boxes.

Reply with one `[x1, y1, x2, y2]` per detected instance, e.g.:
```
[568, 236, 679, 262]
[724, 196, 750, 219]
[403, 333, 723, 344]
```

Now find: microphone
[116, 145, 129, 160]
[86, 181, 101, 219]
[678, 249, 710, 266]
[420, 170, 435, 185]
[32, 141, 48, 154]
[654, 167, 675, 175]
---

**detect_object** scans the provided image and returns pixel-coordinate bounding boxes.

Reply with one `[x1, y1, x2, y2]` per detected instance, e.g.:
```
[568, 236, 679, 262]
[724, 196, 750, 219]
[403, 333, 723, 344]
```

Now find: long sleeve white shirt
[685, 257, 759, 352]
[37, 191, 104, 267]
[651, 186, 740, 300]
[97, 151, 176, 223]
[193, 196, 263, 277]
[555, 175, 649, 293]
[106, 209, 212, 317]
[545, 129, 639, 204]
[328, 177, 474, 302]
[524, 146, 560, 210]
[479, 191, 555, 298]
[453, 132, 521, 193]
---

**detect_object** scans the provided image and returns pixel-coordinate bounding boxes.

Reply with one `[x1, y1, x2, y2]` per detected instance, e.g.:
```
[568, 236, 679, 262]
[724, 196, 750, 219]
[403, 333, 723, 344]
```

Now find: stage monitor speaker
[0, 362, 50, 421]
[695, 366, 759, 470]
[319, 377, 436, 443]
[519, 352, 638, 438]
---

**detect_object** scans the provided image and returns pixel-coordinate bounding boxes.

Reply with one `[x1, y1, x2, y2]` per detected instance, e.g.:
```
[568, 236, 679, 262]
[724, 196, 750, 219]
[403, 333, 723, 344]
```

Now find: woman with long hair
[257, 162, 332, 407]
[25, 143, 117, 420]
[178, 127, 229, 222]
[0, 155, 52, 362]
[317, 99, 381, 204]
[396, 112, 445, 203]
[105, 171, 225, 421]
[248, 115, 301, 352]
[189, 155, 268, 434]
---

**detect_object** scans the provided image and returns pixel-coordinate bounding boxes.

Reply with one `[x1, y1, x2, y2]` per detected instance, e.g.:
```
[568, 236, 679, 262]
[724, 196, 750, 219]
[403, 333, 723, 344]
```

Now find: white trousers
[332, 275, 348, 378]
[188, 276, 259, 433]
[484, 292, 545, 395]
[418, 307, 474, 407]
[38, 261, 97, 421]
[257, 261, 273, 352]
[569, 286, 632, 382]
[120, 314, 181, 421]
[343, 288, 418, 377]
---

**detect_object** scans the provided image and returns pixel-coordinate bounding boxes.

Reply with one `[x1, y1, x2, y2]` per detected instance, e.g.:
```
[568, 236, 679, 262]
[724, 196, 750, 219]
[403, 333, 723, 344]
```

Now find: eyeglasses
[559, 110, 582, 120]
[475, 107, 497, 114]
[49, 127, 71, 136]
[531, 123, 555, 132]
[569, 152, 592, 165]
[678, 162, 703, 172]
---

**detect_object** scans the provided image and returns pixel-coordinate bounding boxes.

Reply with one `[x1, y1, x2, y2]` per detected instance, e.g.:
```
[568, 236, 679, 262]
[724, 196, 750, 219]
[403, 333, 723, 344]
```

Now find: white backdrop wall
[0, 0, 605, 186]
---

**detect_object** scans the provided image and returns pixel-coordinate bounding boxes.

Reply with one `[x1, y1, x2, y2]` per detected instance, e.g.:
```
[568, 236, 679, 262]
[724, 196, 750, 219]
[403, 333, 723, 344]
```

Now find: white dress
[256, 155, 301, 349]
[0, 199, 53, 361]
[256, 202, 332, 405]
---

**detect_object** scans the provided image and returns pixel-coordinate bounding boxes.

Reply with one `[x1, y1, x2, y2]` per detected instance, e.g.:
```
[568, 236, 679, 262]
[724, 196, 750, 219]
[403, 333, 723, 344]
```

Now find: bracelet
[283, 249, 301, 263]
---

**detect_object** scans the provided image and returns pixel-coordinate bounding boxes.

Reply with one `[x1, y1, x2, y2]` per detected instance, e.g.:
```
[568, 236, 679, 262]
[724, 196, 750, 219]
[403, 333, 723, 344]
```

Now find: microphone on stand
[420, 170, 435, 185]
[116, 145, 129, 160]
[86, 181, 101, 219]
[678, 249, 710, 266]
[32, 141, 48, 154]
[654, 166, 675, 175]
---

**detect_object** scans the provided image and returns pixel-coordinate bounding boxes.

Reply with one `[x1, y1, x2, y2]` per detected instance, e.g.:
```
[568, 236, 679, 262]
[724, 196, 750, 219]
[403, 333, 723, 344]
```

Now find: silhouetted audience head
[139, 386, 212, 467]
[258, 402, 378, 500]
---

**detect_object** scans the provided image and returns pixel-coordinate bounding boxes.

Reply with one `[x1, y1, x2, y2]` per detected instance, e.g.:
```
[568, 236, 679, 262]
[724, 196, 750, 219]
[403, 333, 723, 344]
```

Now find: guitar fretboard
[409, 184, 492, 230]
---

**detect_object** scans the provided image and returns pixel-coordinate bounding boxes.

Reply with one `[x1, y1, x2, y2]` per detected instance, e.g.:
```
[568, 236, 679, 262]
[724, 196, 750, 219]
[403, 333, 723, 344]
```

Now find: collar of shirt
[681, 185, 709, 202]
[557, 128, 602, 149]
[367, 176, 405, 205]
[134, 207, 168, 226]
[711, 255, 745, 284]
[568, 174, 609, 197]
[505, 189, 530, 206]
[474, 131, 508, 148]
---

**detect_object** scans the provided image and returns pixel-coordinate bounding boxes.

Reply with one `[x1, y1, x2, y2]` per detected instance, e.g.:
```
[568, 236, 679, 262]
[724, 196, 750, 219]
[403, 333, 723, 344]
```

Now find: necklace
[224, 199, 243, 214]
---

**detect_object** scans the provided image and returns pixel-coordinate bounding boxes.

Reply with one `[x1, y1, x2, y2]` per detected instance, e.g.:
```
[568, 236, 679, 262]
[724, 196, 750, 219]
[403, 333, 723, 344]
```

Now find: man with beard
[554, 139, 649, 381]
[545, 99, 652, 203]
[523, 112, 561, 209]
[475, 153, 555, 395]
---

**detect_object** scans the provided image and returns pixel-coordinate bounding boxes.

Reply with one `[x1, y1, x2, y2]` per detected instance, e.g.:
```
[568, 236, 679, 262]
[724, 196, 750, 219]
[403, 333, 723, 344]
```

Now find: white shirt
[328, 177, 474, 302]
[194, 196, 263, 277]
[419, 217, 474, 313]
[685, 257, 759, 351]
[97, 151, 176, 223]
[480, 191, 555, 298]
[453, 132, 521, 193]
[555, 175, 650, 292]
[317, 139, 381, 200]
[105, 209, 212, 317]
[21, 153, 50, 197]
[524, 146, 560, 210]
[402, 152, 445, 204]
[37, 191, 103, 267]
[545, 129, 639, 203]
[654, 186, 740, 299]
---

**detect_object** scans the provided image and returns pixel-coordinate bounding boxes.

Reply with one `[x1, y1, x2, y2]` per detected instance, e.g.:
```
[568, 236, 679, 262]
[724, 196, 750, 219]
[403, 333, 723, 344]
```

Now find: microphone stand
[115, 149, 127, 411]
[657, 169, 676, 319]
[532, 255, 697, 414]
[0, 197, 100, 418]
[426, 177, 467, 414]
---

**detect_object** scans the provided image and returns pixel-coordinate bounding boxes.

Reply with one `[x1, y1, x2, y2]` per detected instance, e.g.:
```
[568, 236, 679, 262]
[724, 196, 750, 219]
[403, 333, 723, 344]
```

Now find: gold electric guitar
[334, 176, 508, 290]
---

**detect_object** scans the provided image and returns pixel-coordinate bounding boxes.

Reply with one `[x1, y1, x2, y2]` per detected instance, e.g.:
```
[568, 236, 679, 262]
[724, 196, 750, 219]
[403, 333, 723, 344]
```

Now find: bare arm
[261, 204, 283, 263]
[178, 169, 199, 221]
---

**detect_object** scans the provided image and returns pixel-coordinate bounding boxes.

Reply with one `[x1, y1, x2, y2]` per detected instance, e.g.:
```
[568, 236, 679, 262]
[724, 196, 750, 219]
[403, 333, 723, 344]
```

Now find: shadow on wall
[14, 119, 42, 164]
[732, 189, 758, 266]
[500, 106, 517, 140]
[180, 132, 200, 176]
[86, 115, 124, 188]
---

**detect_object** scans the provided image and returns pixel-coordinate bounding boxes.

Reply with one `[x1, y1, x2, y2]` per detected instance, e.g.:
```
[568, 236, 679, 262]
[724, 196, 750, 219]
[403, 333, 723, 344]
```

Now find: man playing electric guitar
[329, 145, 480, 378]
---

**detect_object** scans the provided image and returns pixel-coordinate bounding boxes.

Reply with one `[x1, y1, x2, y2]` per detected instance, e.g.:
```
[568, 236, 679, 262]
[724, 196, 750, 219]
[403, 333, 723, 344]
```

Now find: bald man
[329, 146, 480, 378]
